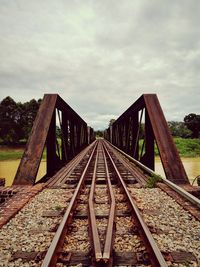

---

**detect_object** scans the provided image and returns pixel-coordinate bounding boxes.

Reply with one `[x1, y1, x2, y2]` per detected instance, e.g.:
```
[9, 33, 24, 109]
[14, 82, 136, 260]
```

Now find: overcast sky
[0, 0, 200, 129]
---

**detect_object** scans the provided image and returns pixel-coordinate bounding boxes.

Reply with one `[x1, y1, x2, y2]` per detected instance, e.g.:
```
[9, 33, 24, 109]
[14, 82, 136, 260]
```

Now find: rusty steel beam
[143, 94, 189, 184]
[13, 94, 89, 185]
[13, 94, 58, 185]
[61, 112, 68, 163]
[107, 94, 189, 184]
[46, 110, 58, 176]
[131, 113, 139, 159]
[140, 109, 154, 170]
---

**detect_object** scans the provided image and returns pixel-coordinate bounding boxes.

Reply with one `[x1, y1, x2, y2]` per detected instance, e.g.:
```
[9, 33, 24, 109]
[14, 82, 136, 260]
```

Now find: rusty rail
[88, 141, 116, 265]
[41, 141, 98, 267]
[103, 142, 168, 267]
[46, 141, 96, 187]
[88, 143, 102, 261]
[102, 145, 116, 263]
[108, 141, 200, 209]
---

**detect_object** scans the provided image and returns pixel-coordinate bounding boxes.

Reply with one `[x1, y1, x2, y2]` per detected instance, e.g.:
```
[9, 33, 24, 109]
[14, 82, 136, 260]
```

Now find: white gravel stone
[129, 187, 200, 266]
[0, 188, 73, 266]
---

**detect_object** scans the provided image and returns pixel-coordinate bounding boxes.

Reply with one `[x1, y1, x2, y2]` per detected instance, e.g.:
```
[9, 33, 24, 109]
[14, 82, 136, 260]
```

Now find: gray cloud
[0, 0, 200, 129]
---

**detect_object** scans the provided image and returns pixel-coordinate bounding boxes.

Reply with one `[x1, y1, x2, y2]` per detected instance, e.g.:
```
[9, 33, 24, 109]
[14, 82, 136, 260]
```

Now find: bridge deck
[0, 140, 200, 267]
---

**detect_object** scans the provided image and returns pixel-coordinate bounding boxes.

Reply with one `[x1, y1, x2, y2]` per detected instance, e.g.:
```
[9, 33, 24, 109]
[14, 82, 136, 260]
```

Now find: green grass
[146, 174, 163, 188]
[0, 146, 46, 161]
[0, 137, 199, 161]
[139, 137, 200, 158]
[173, 137, 200, 157]
[0, 149, 24, 161]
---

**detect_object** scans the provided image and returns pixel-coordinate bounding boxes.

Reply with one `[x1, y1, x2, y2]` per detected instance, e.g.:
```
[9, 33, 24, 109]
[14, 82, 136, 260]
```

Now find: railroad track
[41, 140, 167, 266]
[1, 140, 199, 267]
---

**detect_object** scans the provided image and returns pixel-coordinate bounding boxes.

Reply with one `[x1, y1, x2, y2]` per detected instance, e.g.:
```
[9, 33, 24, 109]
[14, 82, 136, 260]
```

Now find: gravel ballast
[0, 188, 73, 267]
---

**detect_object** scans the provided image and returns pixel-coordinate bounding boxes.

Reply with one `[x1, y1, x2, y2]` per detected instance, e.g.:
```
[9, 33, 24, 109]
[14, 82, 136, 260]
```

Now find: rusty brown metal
[143, 94, 189, 184]
[13, 94, 58, 185]
[88, 143, 102, 261]
[46, 109, 57, 177]
[102, 143, 116, 263]
[103, 143, 168, 267]
[41, 141, 98, 267]
[140, 108, 154, 170]
[46, 142, 96, 187]
[13, 94, 90, 185]
[107, 94, 189, 184]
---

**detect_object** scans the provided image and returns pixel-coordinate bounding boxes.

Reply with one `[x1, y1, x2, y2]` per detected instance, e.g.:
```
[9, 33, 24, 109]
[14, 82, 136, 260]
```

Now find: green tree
[0, 96, 41, 144]
[184, 113, 200, 138]
[21, 99, 41, 139]
[168, 121, 192, 138]
[0, 97, 23, 144]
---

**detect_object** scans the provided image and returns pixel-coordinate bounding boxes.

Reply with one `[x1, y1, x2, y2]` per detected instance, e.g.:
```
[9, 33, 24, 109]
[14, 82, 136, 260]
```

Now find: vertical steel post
[144, 109, 155, 170]
[132, 112, 139, 160]
[61, 111, 68, 163]
[47, 110, 57, 176]
[87, 126, 91, 144]
[110, 125, 113, 144]
[125, 117, 131, 154]
[70, 119, 75, 159]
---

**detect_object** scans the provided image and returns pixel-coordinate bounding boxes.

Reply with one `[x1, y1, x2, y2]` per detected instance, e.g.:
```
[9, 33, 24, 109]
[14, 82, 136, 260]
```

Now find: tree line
[0, 96, 200, 145]
[168, 114, 200, 138]
[0, 96, 41, 144]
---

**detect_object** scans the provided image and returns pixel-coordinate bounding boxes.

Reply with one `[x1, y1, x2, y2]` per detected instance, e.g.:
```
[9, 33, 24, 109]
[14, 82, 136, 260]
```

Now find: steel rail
[102, 143, 116, 263]
[41, 141, 98, 267]
[103, 143, 168, 267]
[106, 140, 200, 209]
[57, 141, 96, 186]
[88, 143, 102, 261]
[104, 141, 147, 185]
[47, 141, 96, 187]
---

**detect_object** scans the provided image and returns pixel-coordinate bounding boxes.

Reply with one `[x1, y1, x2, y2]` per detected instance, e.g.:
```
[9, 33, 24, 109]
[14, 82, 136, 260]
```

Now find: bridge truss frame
[13, 94, 94, 185]
[105, 94, 189, 184]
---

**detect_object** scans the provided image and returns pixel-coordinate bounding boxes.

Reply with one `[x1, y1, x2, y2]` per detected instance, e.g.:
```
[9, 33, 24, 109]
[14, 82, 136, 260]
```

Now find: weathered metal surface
[46, 142, 95, 187]
[41, 142, 98, 267]
[143, 94, 189, 183]
[107, 142, 200, 219]
[102, 146, 116, 263]
[46, 110, 57, 177]
[88, 144, 102, 261]
[107, 94, 189, 184]
[13, 94, 90, 185]
[104, 142, 168, 267]
[13, 94, 58, 185]
[140, 109, 154, 170]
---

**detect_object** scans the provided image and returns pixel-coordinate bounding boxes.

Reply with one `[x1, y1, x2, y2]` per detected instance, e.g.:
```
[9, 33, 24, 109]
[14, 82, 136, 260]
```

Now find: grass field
[140, 137, 200, 158]
[0, 147, 24, 161]
[173, 138, 200, 157]
[0, 146, 46, 161]
[0, 137, 199, 161]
